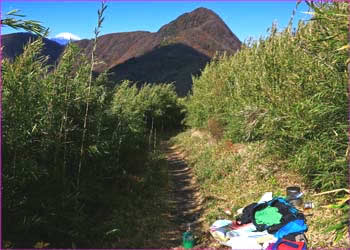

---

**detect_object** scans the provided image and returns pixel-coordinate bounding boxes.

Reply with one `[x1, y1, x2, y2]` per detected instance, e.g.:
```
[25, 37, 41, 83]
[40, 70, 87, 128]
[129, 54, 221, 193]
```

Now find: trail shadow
[162, 142, 204, 247]
[101, 141, 204, 249]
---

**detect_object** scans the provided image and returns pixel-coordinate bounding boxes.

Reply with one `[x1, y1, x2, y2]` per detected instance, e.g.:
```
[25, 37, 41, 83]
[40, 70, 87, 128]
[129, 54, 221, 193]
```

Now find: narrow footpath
[162, 141, 204, 248]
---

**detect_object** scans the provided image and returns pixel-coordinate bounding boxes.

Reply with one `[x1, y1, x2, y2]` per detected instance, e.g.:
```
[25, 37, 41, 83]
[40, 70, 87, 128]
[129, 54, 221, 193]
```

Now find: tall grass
[186, 1, 348, 190]
[2, 4, 183, 247]
[185, 0, 348, 242]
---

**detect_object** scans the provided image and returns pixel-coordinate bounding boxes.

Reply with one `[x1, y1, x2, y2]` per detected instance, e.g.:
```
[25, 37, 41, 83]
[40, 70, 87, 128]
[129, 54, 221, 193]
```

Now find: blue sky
[1, 1, 310, 42]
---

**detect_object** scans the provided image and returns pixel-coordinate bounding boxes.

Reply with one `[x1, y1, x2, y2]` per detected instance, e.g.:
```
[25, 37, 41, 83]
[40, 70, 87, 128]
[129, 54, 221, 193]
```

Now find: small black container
[286, 186, 303, 207]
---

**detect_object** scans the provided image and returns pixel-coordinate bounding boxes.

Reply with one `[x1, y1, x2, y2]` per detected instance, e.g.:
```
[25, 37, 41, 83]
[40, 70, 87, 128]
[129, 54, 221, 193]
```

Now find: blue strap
[282, 241, 299, 248]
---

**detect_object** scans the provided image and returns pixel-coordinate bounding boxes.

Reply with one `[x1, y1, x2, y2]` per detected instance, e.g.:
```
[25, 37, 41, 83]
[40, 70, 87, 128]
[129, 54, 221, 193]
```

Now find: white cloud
[54, 32, 81, 40]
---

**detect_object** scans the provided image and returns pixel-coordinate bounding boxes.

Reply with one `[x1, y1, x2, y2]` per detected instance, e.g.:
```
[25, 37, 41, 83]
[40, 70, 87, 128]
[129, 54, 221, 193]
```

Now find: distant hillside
[74, 31, 155, 73]
[50, 37, 71, 45]
[1, 32, 65, 65]
[2, 8, 241, 96]
[108, 43, 210, 96]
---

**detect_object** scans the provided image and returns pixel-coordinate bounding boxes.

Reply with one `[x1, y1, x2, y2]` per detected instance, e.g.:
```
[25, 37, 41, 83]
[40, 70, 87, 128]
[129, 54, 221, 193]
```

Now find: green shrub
[185, 1, 348, 190]
[185, 2, 349, 240]
[109, 81, 183, 153]
[2, 36, 183, 248]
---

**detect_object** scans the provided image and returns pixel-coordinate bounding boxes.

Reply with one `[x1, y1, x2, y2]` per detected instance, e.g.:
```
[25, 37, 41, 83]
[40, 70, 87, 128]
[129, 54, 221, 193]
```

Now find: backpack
[272, 238, 307, 250]
[237, 197, 306, 234]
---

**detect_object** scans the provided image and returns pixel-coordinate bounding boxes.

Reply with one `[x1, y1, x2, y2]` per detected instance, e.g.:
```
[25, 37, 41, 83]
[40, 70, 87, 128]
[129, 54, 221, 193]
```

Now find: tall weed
[2, 19, 183, 250]
[185, 1, 348, 241]
[186, 1, 348, 190]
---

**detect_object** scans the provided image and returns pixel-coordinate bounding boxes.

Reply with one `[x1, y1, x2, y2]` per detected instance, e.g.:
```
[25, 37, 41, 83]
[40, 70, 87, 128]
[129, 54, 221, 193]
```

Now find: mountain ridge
[74, 7, 242, 95]
[75, 7, 241, 73]
[2, 7, 241, 95]
[2, 32, 65, 65]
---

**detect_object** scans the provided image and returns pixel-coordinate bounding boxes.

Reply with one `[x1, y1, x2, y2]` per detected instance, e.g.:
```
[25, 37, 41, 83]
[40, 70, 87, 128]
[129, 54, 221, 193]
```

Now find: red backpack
[272, 238, 307, 250]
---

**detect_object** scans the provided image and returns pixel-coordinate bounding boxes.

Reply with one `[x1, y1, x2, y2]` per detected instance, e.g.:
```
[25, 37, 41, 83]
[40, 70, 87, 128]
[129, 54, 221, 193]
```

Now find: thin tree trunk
[13, 149, 17, 178]
[77, 2, 107, 187]
[149, 117, 154, 151]
[154, 127, 157, 153]
[77, 72, 92, 188]
[62, 79, 71, 190]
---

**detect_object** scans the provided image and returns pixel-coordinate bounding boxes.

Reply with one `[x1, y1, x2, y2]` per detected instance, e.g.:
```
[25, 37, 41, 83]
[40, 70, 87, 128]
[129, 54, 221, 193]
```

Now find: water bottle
[182, 223, 194, 249]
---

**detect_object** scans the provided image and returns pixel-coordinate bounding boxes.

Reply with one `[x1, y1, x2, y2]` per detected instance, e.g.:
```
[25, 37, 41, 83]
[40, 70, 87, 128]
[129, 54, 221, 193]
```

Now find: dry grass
[170, 130, 350, 248]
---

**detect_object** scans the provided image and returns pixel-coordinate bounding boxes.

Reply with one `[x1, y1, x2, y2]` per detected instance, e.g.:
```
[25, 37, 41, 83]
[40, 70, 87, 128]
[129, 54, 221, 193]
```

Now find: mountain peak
[190, 7, 218, 16]
[2, 8, 241, 96]
[158, 7, 228, 37]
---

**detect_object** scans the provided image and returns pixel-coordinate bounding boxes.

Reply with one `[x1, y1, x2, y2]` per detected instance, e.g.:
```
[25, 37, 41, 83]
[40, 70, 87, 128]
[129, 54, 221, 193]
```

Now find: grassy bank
[171, 130, 349, 248]
[186, 1, 348, 191]
[183, 1, 348, 244]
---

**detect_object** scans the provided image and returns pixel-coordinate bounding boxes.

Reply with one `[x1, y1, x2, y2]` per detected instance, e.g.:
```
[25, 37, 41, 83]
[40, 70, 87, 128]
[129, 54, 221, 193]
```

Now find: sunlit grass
[171, 130, 350, 248]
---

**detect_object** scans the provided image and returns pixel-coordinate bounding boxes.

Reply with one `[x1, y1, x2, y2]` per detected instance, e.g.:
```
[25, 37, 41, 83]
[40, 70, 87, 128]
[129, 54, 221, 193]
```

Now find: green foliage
[2, 38, 50, 189]
[1, 9, 48, 36]
[185, 1, 348, 242]
[324, 197, 349, 243]
[2, 11, 183, 248]
[2, 37, 106, 247]
[186, 1, 348, 190]
[78, 1, 108, 188]
[109, 81, 184, 152]
[172, 130, 349, 248]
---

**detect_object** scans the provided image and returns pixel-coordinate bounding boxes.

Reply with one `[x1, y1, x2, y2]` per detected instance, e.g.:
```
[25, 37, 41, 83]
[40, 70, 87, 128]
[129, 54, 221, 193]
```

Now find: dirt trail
[162, 141, 204, 248]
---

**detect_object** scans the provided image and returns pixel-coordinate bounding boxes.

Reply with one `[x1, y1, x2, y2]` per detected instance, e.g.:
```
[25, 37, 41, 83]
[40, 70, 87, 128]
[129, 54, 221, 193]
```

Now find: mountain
[50, 37, 70, 45]
[1, 32, 65, 65]
[2, 8, 241, 96]
[108, 43, 210, 96]
[51, 32, 81, 45]
[75, 7, 241, 95]
[74, 31, 156, 73]
[157, 7, 241, 57]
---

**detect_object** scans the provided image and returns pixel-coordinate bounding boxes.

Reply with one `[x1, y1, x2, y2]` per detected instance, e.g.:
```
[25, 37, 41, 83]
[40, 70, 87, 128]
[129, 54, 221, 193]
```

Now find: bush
[185, 2, 348, 241]
[2, 36, 184, 247]
[109, 81, 184, 152]
[185, 1, 348, 190]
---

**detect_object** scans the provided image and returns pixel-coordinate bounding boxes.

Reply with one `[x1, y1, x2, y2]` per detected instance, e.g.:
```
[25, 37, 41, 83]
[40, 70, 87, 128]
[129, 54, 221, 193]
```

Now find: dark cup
[286, 186, 303, 206]
[286, 186, 301, 198]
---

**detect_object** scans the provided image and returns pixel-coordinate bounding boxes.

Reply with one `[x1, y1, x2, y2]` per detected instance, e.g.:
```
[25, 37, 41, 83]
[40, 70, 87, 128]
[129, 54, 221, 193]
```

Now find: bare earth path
[161, 141, 204, 248]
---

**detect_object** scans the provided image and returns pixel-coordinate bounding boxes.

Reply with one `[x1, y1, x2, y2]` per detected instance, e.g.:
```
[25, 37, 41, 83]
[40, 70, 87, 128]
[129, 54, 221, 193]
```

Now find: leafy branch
[1, 9, 48, 36]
